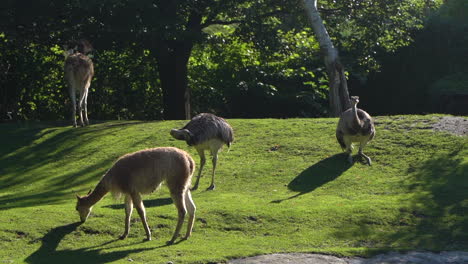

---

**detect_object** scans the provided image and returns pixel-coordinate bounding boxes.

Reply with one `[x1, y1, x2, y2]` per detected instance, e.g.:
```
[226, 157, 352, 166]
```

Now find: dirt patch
[227, 251, 468, 264]
[432, 116, 468, 136]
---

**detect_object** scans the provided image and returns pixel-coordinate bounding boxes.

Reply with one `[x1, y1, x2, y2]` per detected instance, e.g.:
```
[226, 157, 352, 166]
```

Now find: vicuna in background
[64, 39, 94, 127]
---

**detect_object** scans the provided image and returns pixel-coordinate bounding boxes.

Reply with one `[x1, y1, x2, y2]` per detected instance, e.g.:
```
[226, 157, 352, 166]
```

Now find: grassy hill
[0, 115, 467, 263]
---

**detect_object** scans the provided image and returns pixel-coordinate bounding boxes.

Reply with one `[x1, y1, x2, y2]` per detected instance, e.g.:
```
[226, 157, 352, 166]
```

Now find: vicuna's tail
[188, 157, 195, 176]
[186, 155, 196, 189]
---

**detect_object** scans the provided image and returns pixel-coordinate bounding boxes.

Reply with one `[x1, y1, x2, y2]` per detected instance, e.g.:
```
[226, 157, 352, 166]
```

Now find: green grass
[0, 115, 467, 263]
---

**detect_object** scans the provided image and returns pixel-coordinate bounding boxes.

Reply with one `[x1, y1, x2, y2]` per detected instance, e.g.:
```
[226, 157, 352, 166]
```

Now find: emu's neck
[82, 181, 108, 207]
[351, 103, 362, 127]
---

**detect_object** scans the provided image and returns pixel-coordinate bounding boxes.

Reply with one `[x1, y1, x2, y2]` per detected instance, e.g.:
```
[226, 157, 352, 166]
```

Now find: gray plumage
[170, 113, 234, 190]
[336, 96, 375, 165]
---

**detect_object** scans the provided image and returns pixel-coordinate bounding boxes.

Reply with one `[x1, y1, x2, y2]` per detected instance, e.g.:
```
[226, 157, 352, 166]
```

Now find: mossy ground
[0, 115, 467, 263]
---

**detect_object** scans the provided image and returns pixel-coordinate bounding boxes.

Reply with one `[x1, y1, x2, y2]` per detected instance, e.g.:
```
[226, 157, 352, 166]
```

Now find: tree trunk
[155, 40, 193, 120]
[152, 5, 203, 120]
[302, 0, 351, 116]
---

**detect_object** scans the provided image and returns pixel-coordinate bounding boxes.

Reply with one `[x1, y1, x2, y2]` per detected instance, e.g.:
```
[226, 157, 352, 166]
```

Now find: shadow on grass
[0, 121, 150, 210]
[103, 197, 173, 210]
[272, 154, 352, 203]
[332, 146, 468, 251]
[24, 222, 164, 264]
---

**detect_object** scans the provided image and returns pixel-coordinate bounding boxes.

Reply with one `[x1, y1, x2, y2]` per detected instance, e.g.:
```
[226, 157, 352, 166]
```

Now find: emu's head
[170, 129, 192, 142]
[76, 194, 92, 223]
[350, 96, 360, 106]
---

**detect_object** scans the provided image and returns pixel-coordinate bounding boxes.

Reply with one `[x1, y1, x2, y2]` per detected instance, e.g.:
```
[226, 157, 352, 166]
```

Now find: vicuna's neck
[82, 181, 108, 207]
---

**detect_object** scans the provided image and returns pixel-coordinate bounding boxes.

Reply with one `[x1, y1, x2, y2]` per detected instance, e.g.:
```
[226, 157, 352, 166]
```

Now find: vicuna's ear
[76, 194, 81, 200]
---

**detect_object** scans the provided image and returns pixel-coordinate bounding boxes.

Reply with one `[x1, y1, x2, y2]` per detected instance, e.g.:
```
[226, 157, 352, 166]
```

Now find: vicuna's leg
[78, 88, 86, 127]
[120, 195, 133, 240]
[82, 79, 91, 125]
[191, 148, 205, 191]
[131, 193, 151, 241]
[207, 148, 219, 190]
[69, 82, 77, 127]
[183, 190, 196, 240]
[358, 140, 372, 166]
[168, 190, 187, 245]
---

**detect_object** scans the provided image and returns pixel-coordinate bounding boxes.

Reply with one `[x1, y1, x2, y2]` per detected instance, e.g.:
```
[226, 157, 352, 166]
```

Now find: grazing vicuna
[336, 96, 375, 165]
[75, 147, 196, 244]
[64, 39, 94, 127]
[170, 113, 234, 190]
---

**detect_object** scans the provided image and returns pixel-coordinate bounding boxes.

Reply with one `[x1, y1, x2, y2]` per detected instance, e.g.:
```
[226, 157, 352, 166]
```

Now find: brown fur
[64, 50, 94, 127]
[76, 147, 196, 244]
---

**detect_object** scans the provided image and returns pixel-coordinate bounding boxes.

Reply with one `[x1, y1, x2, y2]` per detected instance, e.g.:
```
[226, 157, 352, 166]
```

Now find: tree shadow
[388, 147, 468, 249]
[272, 154, 352, 203]
[103, 197, 173, 210]
[332, 146, 468, 251]
[24, 222, 158, 264]
[0, 121, 152, 210]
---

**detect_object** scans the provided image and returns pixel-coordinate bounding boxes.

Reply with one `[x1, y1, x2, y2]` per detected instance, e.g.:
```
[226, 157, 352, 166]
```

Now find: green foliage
[311, 0, 440, 74]
[189, 28, 329, 117]
[0, 0, 442, 119]
[360, 0, 468, 115]
[91, 49, 163, 120]
[0, 116, 466, 263]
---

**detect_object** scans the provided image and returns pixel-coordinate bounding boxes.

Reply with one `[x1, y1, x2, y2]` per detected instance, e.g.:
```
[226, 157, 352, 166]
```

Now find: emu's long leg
[131, 193, 151, 241]
[344, 137, 353, 164]
[120, 195, 133, 240]
[191, 148, 205, 191]
[358, 141, 372, 166]
[207, 148, 219, 190]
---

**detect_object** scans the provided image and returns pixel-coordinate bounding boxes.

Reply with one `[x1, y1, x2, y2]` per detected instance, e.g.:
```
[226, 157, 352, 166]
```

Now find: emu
[75, 147, 196, 244]
[170, 113, 234, 191]
[336, 96, 375, 165]
[64, 39, 94, 127]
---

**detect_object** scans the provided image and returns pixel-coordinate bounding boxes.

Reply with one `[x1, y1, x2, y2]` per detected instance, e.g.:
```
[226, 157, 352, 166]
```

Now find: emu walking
[170, 113, 234, 190]
[336, 96, 375, 165]
[64, 39, 94, 127]
[76, 147, 196, 244]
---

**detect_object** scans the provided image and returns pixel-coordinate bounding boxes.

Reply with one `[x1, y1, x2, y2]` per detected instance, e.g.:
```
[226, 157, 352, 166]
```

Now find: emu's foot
[119, 234, 128, 240]
[363, 155, 372, 166]
[144, 236, 152, 242]
[347, 155, 354, 164]
[166, 239, 175, 245]
[207, 184, 215, 191]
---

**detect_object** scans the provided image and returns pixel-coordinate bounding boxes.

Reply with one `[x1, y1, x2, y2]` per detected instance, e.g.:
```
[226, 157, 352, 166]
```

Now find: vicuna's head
[350, 96, 360, 106]
[64, 39, 93, 56]
[75, 192, 93, 223]
[170, 129, 193, 141]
